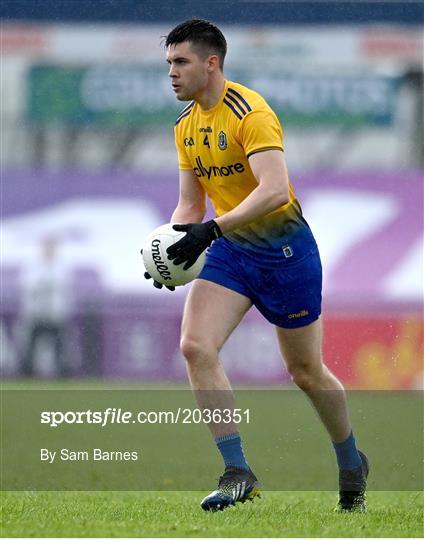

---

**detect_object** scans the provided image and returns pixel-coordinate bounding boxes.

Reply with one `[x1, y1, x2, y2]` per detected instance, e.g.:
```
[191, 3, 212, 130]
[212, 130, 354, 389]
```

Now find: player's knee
[180, 335, 215, 365]
[288, 364, 322, 391]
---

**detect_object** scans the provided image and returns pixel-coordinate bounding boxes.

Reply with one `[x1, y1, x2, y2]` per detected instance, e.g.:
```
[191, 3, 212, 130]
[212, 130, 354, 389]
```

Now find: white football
[142, 223, 206, 287]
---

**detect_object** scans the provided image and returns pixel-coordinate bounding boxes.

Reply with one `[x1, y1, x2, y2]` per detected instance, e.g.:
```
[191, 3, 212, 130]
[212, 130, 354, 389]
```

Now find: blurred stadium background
[1, 1, 423, 389]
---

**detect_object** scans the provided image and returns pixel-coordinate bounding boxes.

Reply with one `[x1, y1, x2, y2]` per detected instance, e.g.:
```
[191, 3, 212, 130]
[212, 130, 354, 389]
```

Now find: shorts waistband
[216, 236, 319, 268]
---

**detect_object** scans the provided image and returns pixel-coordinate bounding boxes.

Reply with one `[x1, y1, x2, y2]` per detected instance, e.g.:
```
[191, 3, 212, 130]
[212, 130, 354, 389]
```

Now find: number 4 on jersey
[203, 135, 210, 148]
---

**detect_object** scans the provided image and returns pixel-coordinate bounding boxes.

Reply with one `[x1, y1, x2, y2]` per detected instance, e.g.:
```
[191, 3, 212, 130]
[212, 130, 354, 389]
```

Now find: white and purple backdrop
[1, 170, 422, 383]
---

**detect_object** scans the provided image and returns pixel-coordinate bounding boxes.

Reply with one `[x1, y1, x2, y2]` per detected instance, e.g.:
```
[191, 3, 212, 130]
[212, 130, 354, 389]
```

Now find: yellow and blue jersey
[174, 80, 316, 260]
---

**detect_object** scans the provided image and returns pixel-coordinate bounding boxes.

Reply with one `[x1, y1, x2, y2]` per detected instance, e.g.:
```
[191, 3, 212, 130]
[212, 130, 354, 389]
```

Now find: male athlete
[143, 19, 369, 512]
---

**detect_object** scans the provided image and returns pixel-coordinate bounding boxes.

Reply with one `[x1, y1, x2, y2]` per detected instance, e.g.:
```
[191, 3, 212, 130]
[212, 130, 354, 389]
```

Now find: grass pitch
[1, 381, 423, 537]
[1, 490, 422, 537]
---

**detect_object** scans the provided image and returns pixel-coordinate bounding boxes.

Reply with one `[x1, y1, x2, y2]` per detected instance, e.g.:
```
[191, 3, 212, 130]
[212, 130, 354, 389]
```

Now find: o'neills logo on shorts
[151, 239, 172, 281]
[288, 309, 309, 319]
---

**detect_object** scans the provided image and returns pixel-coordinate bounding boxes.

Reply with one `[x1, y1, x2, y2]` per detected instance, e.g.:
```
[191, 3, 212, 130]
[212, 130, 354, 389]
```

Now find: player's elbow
[259, 180, 289, 208]
[272, 188, 290, 207]
[173, 201, 206, 223]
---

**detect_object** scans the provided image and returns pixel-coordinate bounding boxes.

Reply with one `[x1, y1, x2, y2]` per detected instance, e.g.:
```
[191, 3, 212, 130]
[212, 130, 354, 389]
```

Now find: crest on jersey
[218, 131, 227, 150]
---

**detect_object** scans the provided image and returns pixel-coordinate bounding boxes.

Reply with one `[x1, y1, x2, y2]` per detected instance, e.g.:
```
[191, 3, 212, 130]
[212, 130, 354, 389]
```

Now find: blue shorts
[198, 237, 322, 329]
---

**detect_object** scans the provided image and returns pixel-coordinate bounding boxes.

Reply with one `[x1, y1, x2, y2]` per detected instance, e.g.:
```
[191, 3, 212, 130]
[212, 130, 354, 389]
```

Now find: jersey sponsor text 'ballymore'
[194, 156, 245, 179]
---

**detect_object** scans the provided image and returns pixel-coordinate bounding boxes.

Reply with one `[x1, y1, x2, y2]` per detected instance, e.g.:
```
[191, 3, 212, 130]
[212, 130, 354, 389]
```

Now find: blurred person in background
[20, 236, 71, 377]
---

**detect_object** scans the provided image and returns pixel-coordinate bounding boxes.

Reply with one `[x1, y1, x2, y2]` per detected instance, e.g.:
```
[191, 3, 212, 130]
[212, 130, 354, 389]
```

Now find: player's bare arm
[171, 169, 206, 224]
[142, 168, 206, 289]
[214, 149, 290, 234]
[167, 150, 290, 269]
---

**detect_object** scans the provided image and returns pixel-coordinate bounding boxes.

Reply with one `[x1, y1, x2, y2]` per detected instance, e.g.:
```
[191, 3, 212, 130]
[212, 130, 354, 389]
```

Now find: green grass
[1, 490, 423, 537]
[2, 381, 423, 536]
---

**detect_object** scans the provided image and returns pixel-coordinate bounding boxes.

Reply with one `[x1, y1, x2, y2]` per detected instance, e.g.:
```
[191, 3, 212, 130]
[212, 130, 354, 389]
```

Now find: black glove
[166, 220, 222, 270]
[140, 249, 175, 291]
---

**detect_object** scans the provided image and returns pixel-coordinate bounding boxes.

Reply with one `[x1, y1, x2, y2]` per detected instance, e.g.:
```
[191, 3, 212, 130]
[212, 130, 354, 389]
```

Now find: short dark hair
[165, 19, 227, 70]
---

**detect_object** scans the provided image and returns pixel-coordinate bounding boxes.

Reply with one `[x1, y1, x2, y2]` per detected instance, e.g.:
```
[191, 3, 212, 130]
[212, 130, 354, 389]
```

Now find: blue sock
[333, 431, 362, 470]
[215, 432, 249, 471]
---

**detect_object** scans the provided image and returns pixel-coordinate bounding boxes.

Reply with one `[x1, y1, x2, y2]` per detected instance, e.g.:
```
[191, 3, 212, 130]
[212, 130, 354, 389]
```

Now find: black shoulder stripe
[223, 98, 243, 120]
[225, 92, 247, 116]
[227, 87, 252, 112]
[175, 101, 194, 125]
[175, 104, 194, 125]
[179, 100, 194, 116]
[175, 110, 192, 125]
